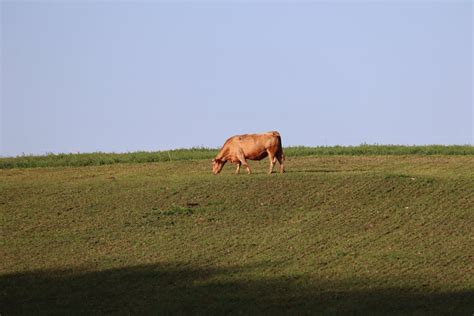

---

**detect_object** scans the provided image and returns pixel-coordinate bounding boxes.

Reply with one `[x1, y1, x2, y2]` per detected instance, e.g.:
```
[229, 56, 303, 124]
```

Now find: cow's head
[211, 158, 225, 175]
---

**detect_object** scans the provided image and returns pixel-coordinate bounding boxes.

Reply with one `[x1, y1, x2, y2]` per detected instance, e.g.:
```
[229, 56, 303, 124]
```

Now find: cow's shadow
[284, 169, 343, 173]
[2, 262, 472, 314]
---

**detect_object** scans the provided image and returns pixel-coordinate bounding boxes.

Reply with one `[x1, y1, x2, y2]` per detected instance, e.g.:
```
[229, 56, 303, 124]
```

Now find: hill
[1, 153, 473, 314]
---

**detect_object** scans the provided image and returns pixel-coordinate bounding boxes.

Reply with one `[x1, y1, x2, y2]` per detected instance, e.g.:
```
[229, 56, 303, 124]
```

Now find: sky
[1, 1, 473, 156]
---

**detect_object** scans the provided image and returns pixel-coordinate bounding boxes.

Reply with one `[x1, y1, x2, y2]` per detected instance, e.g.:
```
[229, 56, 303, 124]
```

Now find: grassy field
[1, 154, 473, 314]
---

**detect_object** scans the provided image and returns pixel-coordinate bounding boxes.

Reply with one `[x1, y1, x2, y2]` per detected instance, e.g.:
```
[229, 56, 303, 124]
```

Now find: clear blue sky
[1, 1, 472, 156]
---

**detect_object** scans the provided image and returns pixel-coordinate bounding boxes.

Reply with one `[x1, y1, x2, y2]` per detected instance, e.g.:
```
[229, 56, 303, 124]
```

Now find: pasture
[1, 150, 473, 314]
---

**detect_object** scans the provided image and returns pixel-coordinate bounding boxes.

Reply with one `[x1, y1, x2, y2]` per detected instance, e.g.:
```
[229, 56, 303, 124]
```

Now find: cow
[212, 131, 285, 175]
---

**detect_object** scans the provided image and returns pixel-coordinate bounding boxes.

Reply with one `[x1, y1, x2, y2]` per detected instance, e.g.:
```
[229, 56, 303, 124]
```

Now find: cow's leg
[237, 156, 251, 174]
[243, 160, 251, 174]
[267, 150, 275, 174]
[235, 162, 241, 174]
[276, 152, 285, 173]
[236, 151, 251, 174]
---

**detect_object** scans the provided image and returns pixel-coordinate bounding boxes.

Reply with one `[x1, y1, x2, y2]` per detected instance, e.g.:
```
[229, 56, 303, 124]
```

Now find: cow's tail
[271, 131, 284, 161]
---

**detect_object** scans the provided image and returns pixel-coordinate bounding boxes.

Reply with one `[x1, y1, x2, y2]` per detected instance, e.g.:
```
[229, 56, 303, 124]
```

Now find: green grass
[0, 147, 217, 169]
[1, 155, 473, 314]
[1, 145, 472, 169]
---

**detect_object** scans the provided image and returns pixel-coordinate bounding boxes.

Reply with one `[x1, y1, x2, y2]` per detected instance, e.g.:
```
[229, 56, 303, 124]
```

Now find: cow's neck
[216, 148, 229, 162]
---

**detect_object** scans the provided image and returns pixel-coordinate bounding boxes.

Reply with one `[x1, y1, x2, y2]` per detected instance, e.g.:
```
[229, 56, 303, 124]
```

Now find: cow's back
[235, 133, 280, 159]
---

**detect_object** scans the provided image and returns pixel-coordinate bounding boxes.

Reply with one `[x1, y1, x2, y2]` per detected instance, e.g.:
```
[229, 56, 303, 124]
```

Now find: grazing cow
[212, 131, 285, 175]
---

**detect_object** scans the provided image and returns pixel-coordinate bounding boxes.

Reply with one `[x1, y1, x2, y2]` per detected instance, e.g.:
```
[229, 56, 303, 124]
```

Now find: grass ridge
[1, 145, 473, 169]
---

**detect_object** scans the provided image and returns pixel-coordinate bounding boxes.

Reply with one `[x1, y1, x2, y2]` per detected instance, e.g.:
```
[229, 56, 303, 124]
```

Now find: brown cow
[212, 131, 285, 175]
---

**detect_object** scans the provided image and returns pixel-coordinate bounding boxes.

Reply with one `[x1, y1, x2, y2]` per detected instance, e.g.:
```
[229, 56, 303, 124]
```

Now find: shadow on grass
[284, 169, 369, 174]
[1, 263, 472, 314]
[285, 169, 342, 173]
